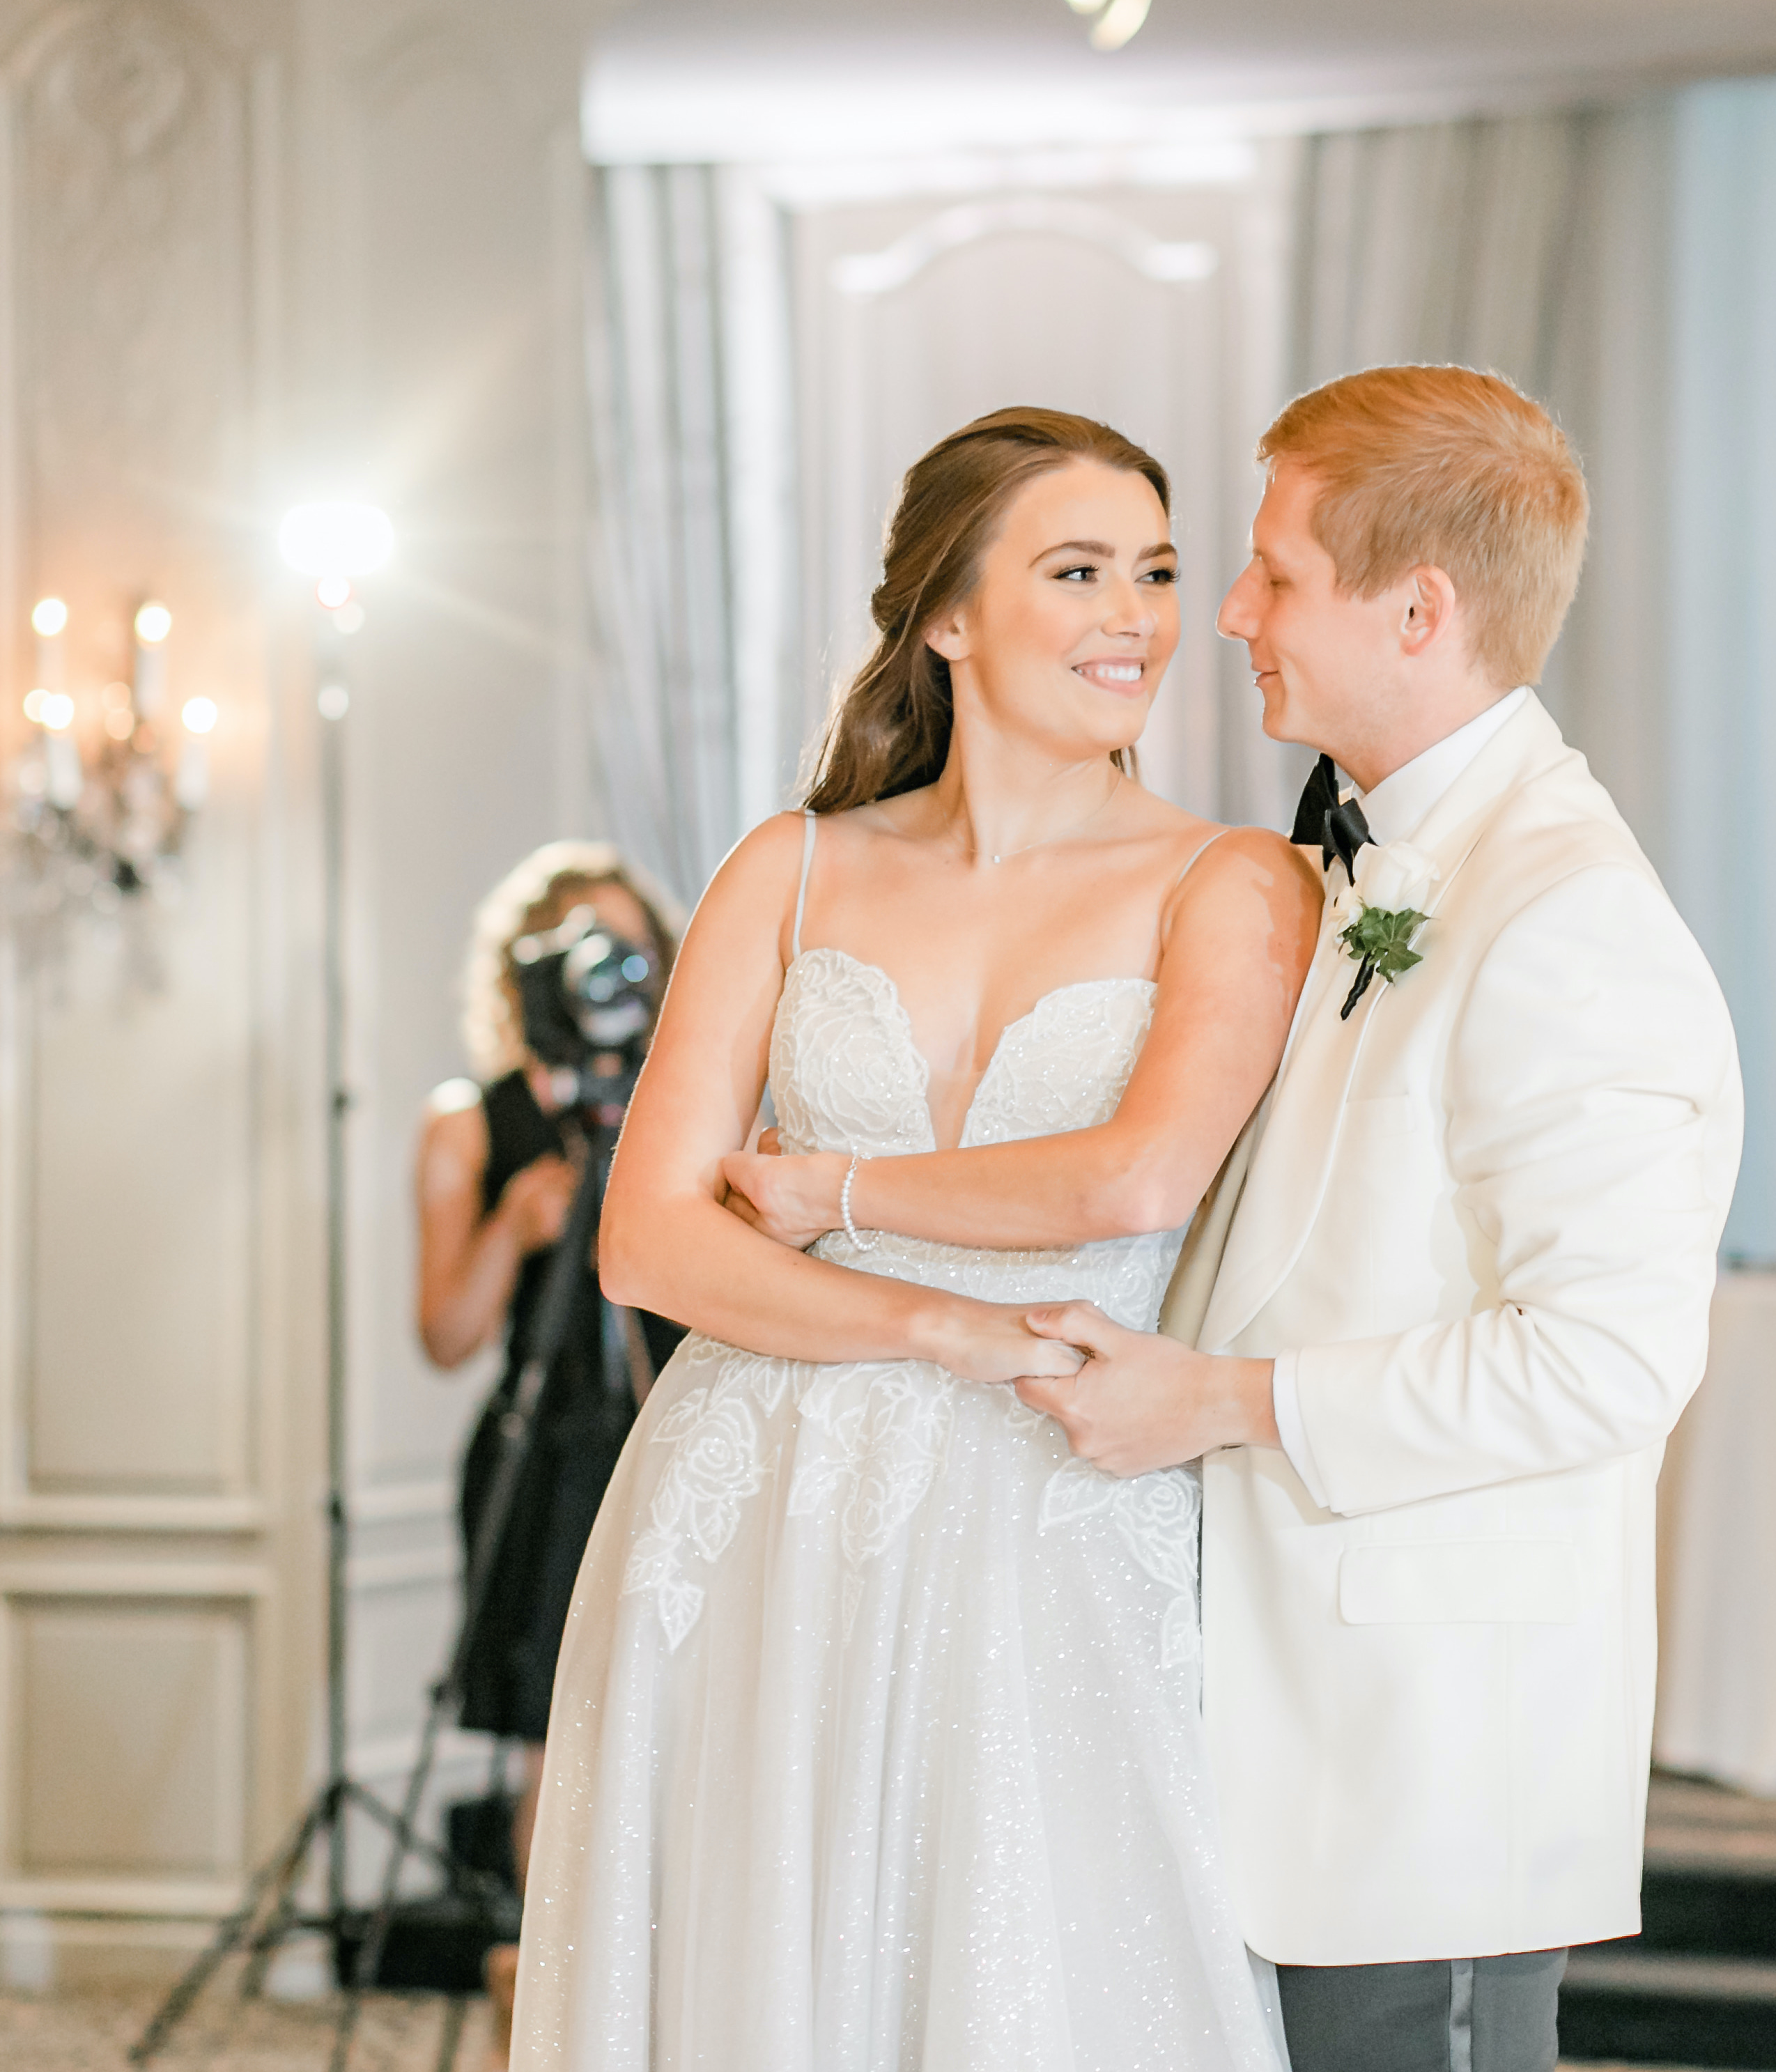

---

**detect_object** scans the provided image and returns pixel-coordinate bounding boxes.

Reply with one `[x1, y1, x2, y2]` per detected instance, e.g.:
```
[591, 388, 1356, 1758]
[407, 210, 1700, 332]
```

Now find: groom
[1019, 365, 1744, 2071]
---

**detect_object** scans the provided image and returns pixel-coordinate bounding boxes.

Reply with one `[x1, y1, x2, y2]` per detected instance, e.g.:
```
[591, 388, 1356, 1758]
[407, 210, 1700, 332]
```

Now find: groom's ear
[1398, 564, 1459, 658]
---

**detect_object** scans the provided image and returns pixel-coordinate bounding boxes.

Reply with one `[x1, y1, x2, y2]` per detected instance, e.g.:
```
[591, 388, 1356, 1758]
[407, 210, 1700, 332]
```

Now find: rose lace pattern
[622, 948, 1198, 1660]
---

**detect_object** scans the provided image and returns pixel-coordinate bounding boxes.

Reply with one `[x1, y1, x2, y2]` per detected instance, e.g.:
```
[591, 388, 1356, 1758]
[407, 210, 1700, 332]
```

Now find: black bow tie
[1292, 753, 1371, 881]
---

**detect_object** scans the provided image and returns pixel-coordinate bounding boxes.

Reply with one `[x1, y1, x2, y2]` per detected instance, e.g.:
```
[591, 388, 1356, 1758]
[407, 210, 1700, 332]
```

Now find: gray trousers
[1276, 1949, 1567, 2072]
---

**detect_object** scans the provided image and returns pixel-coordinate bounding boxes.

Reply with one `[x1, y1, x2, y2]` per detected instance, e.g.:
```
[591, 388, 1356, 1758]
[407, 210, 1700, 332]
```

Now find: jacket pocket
[1338, 1540, 1581, 1624]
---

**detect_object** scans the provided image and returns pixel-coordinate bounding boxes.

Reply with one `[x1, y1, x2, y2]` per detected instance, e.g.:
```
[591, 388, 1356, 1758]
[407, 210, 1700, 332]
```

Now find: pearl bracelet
[840, 1152, 878, 1253]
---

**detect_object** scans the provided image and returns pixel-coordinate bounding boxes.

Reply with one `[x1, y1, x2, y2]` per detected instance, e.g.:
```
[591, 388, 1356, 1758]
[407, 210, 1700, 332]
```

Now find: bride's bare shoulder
[711, 810, 813, 884]
[1192, 821, 1320, 889]
[1163, 821, 1322, 971]
[681, 813, 816, 950]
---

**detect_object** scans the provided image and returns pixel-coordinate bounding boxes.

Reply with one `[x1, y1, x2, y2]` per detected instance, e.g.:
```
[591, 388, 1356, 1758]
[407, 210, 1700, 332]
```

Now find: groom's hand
[1017, 1303, 1279, 1477]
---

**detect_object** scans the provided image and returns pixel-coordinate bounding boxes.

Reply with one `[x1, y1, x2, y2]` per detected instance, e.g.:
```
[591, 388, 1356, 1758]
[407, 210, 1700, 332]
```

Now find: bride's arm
[597, 814, 1081, 1382]
[723, 828, 1320, 1251]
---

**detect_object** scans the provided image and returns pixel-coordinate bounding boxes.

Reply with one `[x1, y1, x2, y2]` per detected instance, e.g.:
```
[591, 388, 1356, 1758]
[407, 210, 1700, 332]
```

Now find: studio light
[278, 501, 394, 582]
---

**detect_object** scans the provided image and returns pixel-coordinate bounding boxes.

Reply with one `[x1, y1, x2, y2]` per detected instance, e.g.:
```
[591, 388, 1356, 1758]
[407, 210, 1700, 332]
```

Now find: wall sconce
[1064, 0, 1150, 52]
[10, 593, 216, 915]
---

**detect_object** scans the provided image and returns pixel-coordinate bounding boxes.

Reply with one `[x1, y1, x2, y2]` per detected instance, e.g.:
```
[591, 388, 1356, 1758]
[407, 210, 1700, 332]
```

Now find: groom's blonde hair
[1257, 366, 1589, 688]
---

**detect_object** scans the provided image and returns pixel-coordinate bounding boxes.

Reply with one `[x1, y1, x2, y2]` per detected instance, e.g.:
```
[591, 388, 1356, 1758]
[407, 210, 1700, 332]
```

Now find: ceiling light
[1067, 0, 1151, 51]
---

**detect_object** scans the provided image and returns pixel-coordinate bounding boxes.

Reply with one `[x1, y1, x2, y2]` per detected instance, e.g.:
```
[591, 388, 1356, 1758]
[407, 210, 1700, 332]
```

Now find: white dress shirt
[1269, 686, 1529, 1502]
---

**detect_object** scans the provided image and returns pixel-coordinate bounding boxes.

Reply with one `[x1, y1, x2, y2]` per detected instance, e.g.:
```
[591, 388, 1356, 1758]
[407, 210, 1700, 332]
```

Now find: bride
[512, 406, 1319, 2072]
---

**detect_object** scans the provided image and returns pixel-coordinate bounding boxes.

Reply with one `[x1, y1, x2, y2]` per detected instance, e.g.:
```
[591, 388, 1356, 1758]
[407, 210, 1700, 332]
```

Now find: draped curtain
[1661, 81, 1776, 1264]
[1292, 115, 1584, 394]
[582, 164, 741, 906]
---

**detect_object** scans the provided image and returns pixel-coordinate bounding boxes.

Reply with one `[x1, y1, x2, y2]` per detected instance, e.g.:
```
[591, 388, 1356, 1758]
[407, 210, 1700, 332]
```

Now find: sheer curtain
[581, 163, 797, 906]
[1662, 80, 1776, 1264]
[1292, 114, 1584, 391]
[583, 164, 804, 906]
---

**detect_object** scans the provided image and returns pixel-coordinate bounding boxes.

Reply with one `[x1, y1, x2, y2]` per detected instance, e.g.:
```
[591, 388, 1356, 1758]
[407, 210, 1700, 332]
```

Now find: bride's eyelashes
[1051, 561, 1179, 585]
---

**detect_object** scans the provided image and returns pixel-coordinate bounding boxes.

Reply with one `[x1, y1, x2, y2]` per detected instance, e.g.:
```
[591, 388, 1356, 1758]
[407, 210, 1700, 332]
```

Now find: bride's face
[928, 460, 1179, 758]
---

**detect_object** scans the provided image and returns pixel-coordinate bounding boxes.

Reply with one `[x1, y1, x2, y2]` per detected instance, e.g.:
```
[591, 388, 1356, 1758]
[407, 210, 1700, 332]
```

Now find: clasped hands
[720, 1138, 1276, 1475]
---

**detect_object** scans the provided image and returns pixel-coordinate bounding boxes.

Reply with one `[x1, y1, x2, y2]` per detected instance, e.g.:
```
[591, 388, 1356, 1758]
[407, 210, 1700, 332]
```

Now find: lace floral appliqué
[1038, 1458, 1203, 1676]
[788, 1364, 956, 1638]
[624, 1343, 796, 1651]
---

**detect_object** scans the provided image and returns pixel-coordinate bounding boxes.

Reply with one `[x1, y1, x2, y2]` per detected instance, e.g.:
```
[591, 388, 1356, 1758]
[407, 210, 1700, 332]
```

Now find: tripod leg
[435, 1995, 470, 2072]
[130, 1784, 337, 2064]
[330, 1981, 366, 2072]
[327, 1883, 422, 2072]
[352, 1685, 454, 1997]
[238, 1861, 310, 2001]
[241, 1787, 348, 2002]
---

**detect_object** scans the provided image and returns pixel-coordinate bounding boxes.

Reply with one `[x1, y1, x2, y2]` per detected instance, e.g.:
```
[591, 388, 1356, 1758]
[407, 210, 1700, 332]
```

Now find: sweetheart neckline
[784, 945, 1157, 1154]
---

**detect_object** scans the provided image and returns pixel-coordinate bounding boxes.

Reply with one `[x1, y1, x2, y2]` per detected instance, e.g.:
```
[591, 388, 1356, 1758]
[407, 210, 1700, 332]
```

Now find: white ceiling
[585, 0, 1776, 162]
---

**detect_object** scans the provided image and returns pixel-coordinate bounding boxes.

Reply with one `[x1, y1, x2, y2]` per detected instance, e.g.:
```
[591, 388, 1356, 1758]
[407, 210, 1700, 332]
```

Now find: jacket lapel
[1198, 695, 1571, 1353]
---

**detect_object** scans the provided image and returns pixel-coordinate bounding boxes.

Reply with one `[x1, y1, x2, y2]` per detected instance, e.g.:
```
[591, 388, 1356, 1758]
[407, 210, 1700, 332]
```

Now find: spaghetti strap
[791, 810, 817, 962]
[1171, 826, 1231, 890]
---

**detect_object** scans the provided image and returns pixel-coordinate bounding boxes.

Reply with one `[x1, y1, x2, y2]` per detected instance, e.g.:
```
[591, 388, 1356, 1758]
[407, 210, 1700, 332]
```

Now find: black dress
[456, 1070, 686, 1740]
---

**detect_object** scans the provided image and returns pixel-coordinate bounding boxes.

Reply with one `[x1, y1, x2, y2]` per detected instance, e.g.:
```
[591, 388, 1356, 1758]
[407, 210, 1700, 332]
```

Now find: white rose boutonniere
[1336, 840, 1440, 1020]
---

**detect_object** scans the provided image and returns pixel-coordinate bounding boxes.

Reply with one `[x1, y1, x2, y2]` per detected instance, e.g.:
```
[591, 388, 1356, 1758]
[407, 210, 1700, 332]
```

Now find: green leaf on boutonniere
[1338, 904, 1429, 985]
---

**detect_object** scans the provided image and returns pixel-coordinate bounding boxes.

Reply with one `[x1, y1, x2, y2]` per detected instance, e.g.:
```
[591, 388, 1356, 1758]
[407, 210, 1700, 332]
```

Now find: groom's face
[1218, 461, 1406, 763]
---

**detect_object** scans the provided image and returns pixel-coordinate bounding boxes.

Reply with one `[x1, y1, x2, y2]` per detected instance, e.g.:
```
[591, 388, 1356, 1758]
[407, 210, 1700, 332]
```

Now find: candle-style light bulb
[176, 697, 215, 810]
[133, 600, 171, 716]
[31, 596, 67, 695]
[40, 687, 81, 807]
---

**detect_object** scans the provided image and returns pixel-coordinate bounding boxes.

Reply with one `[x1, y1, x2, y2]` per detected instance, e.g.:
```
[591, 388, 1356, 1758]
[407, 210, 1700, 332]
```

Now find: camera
[510, 905, 658, 1111]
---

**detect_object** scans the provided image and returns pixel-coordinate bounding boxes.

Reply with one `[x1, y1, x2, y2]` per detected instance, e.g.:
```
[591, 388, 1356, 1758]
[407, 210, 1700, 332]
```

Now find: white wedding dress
[514, 839, 1288, 2072]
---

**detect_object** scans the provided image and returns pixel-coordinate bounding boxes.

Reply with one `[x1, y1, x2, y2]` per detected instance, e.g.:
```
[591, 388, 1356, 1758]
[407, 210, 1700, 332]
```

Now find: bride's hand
[721, 1142, 847, 1249]
[934, 1303, 1086, 1387]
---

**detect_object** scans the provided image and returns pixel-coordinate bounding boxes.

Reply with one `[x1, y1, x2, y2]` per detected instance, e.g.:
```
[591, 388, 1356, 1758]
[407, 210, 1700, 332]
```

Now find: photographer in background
[416, 842, 686, 2065]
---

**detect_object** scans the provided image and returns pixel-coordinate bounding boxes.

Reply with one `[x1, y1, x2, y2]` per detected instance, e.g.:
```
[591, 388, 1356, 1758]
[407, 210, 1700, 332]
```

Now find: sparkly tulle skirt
[511, 1315, 1285, 2072]
[512, 952, 1285, 2070]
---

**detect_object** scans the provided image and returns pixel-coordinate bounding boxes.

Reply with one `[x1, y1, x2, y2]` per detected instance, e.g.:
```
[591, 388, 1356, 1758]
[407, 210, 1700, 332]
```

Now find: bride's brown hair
[803, 406, 1171, 814]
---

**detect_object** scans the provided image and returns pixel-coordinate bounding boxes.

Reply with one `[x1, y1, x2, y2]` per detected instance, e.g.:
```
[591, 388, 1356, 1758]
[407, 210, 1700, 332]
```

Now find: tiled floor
[0, 1977, 495, 2072]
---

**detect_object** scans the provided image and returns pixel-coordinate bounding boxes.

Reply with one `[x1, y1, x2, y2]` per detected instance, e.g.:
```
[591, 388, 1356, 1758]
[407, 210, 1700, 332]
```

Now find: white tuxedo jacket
[1196, 695, 1743, 1965]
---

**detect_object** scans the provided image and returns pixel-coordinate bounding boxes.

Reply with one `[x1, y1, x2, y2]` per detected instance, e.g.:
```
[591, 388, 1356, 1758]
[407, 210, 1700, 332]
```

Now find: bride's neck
[926, 718, 1121, 867]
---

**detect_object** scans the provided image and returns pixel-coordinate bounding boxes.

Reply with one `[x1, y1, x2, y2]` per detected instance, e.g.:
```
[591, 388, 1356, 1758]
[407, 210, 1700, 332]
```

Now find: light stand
[131, 508, 475, 2072]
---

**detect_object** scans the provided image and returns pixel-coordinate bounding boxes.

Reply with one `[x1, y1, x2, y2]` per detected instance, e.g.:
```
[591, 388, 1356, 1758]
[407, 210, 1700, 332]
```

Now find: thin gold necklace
[950, 769, 1124, 866]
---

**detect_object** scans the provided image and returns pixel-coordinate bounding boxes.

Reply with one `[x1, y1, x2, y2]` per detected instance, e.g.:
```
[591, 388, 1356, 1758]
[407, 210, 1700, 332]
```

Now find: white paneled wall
[0, 0, 604, 1984]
